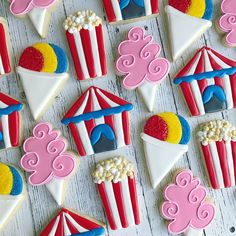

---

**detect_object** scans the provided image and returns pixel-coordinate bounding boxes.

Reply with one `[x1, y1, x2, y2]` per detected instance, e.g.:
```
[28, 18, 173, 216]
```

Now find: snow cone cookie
[116, 27, 170, 112]
[40, 208, 106, 236]
[9, 0, 59, 38]
[165, 0, 213, 61]
[0, 17, 12, 77]
[0, 163, 25, 231]
[63, 10, 107, 81]
[92, 156, 140, 230]
[141, 112, 190, 188]
[197, 120, 236, 189]
[161, 169, 216, 236]
[20, 122, 77, 205]
[174, 47, 236, 116]
[61, 86, 133, 157]
[16, 42, 69, 120]
[218, 0, 236, 47]
[103, 0, 159, 24]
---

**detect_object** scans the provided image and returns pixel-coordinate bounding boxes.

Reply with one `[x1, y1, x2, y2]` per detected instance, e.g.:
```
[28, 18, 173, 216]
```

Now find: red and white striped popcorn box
[63, 10, 107, 81]
[198, 120, 236, 189]
[92, 156, 140, 230]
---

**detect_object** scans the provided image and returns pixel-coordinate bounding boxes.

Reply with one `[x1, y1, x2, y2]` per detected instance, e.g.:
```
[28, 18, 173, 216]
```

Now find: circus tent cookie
[103, 0, 159, 24]
[16, 42, 69, 120]
[40, 208, 106, 236]
[219, 0, 236, 47]
[0, 92, 23, 150]
[0, 17, 12, 77]
[21, 122, 77, 205]
[9, 0, 59, 38]
[116, 27, 170, 112]
[198, 120, 236, 189]
[141, 112, 190, 188]
[161, 169, 216, 236]
[165, 0, 213, 61]
[0, 163, 25, 231]
[63, 10, 107, 81]
[92, 156, 140, 230]
[174, 47, 236, 116]
[61, 86, 133, 157]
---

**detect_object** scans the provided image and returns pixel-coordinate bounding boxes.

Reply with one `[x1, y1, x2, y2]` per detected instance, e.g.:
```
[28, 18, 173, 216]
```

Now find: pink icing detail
[161, 169, 215, 234]
[10, 0, 57, 15]
[219, 0, 236, 47]
[21, 122, 76, 186]
[116, 27, 170, 90]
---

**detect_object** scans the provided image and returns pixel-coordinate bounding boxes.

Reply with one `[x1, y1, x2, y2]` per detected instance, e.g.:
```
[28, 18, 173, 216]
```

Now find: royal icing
[161, 169, 216, 234]
[141, 112, 190, 188]
[116, 27, 170, 112]
[92, 156, 140, 230]
[61, 86, 133, 157]
[174, 47, 236, 116]
[17, 42, 69, 120]
[64, 10, 107, 81]
[219, 0, 236, 47]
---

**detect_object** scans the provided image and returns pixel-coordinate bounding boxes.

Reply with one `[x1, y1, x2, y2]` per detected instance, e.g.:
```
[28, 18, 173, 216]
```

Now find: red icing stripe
[122, 111, 130, 145]
[102, 0, 117, 23]
[80, 29, 96, 78]
[151, 0, 158, 14]
[96, 25, 107, 76]
[98, 183, 117, 230]
[201, 144, 219, 189]
[230, 74, 236, 108]
[40, 213, 59, 236]
[8, 111, 19, 147]
[168, 0, 191, 13]
[55, 215, 64, 236]
[112, 182, 128, 228]
[0, 92, 19, 105]
[66, 31, 84, 80]
[65, 216, 78, 234]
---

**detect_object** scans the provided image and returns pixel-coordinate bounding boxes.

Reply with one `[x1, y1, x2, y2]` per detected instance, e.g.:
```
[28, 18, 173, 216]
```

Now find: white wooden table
[0, 0, 236, 235]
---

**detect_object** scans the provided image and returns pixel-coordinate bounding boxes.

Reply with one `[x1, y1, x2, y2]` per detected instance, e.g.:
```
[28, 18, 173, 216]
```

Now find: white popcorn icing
[198, 120, 236, 146]
[92, 156, 135, 184]
[63, 10, 102, 33]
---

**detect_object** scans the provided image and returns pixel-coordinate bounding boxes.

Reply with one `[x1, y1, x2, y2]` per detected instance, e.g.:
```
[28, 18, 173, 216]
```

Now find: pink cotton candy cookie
[161, 169, 216, 236]
[116, 27, 170, 112]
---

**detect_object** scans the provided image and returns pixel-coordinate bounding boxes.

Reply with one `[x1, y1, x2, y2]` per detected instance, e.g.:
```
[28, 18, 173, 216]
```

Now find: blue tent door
[120, 0, 145, 20]
[90, 124, 117, 154]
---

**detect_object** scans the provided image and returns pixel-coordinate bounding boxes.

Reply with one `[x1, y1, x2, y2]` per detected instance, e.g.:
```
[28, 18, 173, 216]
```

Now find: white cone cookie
[141, 112, 190, 188]
[20, 122, 77, 205]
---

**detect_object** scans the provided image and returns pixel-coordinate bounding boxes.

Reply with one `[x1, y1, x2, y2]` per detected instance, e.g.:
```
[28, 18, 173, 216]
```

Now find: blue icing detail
[203, 0, 213, 20]
[62, 104, 133, 125]
[133, 0, 145, 8]
[177, 115, 190, 145]
[9, 166, 23, 196]
[202, 85, 226, 104]
[0, 132, 3, 141]
[50, 44, 68, 73]
[91, 124, 115, 145]
[120, 0, 144, 9]
[174, 67, 236, 85]
[0, 104, 23, 116]
[72, 227, 105, 236]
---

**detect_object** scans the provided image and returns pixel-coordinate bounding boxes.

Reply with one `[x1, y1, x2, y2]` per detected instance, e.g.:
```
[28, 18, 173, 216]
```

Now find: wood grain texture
[0, 0, 236, 235]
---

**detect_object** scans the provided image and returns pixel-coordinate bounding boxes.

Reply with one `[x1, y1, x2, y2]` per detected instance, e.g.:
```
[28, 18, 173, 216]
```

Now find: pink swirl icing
[10, 0, 57, 15]
[21, 122, 76, 186]
[161, 169, 215, 234]
[219, 0, 236, 47]
[116, 27, 170, 90]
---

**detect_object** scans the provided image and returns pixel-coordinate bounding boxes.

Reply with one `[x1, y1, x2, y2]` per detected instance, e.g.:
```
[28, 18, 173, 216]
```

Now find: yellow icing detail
[187, 0, 206, 19]
[32, 43, 58, 73]
[0, 163, 13, 195]
[158, 112, 182, 144]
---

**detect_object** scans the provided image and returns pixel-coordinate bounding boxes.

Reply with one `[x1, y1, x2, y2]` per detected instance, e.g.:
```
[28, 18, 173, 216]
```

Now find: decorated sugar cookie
[16, 42, 69, 120]
[0, 163, 25, 231]
[61, 86, 133, 157]
[92, 156, 140, 230]
[198, 120, 236, 189]
[21, 122, 77, 205]
[219, 0, 236, 47]
[103, 0, 159, 24]
[161, 169, 216, 236]
[9, 0, 59, 38]
[174, 47, 236, 116]
[116, 27, 170, 112]
[141, 112, 190, 188]
[165, 0, 213, 61]
[63, 10, 107, 81]
[40, 208, 106, 236]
